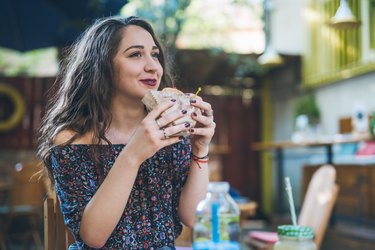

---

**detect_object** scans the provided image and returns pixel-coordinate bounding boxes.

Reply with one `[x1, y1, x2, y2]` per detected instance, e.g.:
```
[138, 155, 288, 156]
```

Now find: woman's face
[112, 25, 163, 101]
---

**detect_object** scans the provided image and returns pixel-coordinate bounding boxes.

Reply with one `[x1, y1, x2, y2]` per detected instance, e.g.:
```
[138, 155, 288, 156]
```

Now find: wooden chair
[0, 232, 6, 250]
[0, 161, 45, 249]
[246, 164, 339, 250]
[298, 165, 339, 249]
[44, 194, 75, 250]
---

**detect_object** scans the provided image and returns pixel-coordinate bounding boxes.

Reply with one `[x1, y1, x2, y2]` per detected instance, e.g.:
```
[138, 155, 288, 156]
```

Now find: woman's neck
[107, 99, 146, 144]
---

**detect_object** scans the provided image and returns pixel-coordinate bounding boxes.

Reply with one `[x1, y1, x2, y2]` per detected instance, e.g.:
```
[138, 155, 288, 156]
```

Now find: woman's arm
[178, 96, 215, 227]
[178, 149, 209, 228]
[78, 147, 142, 248]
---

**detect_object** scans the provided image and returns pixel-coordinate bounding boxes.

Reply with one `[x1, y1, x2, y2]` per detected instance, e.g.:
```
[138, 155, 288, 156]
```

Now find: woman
[37, 16, 215, 249]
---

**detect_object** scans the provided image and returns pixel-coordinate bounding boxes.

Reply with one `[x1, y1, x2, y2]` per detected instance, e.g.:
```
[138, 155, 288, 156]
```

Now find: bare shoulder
[54, 129, 92, 145]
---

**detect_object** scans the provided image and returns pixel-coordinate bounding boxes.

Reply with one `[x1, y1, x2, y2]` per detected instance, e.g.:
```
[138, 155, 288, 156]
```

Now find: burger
[142, 88, 201, 137]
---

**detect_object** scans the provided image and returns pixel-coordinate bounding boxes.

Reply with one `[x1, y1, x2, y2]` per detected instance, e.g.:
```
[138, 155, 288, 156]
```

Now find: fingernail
[178, 136, 184, 140]
[190, 129, 194, 133]
[190, 99, 196, 103]
[171, 99, 176, 102]
[192, 112, 197, 117]
[181, 110, 187, 114]
[184, 122, 190, 128]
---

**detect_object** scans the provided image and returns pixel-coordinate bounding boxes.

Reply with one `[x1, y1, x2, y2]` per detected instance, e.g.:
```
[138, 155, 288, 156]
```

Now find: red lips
[140, 79, 157, 86]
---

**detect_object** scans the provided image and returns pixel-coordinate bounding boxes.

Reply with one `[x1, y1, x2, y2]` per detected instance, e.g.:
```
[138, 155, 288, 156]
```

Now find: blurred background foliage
[0, 0, 264, 77]
[0, 48, 58, 77]
[121, 0, 191, 52]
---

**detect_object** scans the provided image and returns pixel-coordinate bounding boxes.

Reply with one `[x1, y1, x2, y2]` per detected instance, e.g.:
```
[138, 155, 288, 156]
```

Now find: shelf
[252, 134, 371, 151]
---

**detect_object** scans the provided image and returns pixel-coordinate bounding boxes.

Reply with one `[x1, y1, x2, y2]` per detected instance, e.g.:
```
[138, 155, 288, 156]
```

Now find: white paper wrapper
[142, 88, 201, 137]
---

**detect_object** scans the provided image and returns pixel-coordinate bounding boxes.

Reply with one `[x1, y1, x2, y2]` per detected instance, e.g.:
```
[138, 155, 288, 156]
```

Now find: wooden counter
[252, 134, 371, 213]
[252, 134, 370, 151]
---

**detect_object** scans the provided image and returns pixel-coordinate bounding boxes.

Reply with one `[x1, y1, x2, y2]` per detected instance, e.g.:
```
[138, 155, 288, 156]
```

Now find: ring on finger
[156, 119, 162, 129]
[162, 128, 169, 139]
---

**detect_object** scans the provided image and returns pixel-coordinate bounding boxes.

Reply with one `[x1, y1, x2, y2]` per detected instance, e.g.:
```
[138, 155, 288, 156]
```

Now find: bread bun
[142, 88, 201, 137]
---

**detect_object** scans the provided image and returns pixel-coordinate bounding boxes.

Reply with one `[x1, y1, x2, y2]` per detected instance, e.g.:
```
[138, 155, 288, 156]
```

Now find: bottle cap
[208, 182, 230, 192]
[277, 225, 314, 239]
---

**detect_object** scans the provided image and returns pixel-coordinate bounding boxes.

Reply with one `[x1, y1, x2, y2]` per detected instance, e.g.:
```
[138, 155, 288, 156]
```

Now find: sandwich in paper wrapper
[142, 88, 201, 137]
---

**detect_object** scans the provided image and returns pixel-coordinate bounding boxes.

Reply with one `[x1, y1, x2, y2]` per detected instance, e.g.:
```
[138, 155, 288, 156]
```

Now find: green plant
[122, 0, 191, 52]
[294, 94, 321, 124]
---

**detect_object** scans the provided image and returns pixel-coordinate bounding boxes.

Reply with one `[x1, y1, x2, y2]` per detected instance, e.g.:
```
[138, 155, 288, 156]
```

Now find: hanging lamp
[258, 46, 283, 66]
[258, 0, 283, 66]
[330, 0, 361, 29]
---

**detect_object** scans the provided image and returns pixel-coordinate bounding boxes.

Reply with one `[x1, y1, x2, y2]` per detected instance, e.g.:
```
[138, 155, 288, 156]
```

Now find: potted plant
[294, 94, 321, 126]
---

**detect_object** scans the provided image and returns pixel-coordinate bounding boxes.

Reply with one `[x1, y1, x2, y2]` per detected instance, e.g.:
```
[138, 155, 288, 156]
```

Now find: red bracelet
[192, 158, 209, 169]
[191, 153, 209, 160]
[191, 153, 209, 169]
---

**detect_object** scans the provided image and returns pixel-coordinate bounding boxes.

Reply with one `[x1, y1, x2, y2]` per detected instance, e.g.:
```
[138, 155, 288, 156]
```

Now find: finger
[192, 112, 214, 127]
[146, 100, 176, 120]
[156, 108, 186, 128]
[161, 136, 184, 147]
[189, 98, 213, 116]
[161, 122, 192, 139]
[155, 119, 163, 129]
[189, 125, 215, 138]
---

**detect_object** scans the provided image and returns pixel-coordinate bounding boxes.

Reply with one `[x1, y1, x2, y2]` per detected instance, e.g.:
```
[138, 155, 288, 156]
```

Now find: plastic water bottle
[193, 182, 241, 250]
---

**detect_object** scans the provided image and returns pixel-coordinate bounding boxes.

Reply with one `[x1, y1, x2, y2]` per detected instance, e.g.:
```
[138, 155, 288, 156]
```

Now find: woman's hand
[188, 95, 216, 157]
[125, 100, 191, 163]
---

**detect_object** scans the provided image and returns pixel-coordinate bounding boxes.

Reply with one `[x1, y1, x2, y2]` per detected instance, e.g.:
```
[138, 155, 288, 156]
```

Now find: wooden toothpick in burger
[194, 87, 202, 98]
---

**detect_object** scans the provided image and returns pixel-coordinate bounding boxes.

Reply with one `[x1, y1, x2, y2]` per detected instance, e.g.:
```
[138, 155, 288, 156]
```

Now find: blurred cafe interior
[1, 0, 375, 249]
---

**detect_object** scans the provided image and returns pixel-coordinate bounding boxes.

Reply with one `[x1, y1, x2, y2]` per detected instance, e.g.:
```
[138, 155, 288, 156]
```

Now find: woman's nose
[144, 56, 158, 72]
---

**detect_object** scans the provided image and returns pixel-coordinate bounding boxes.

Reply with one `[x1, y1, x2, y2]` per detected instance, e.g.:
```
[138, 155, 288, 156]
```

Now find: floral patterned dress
[51, 139, 191, 249]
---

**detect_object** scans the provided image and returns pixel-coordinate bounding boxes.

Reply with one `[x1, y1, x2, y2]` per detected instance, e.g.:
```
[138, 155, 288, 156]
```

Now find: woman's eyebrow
[123, 45, 144, 53]
[123, 45, 159, 53]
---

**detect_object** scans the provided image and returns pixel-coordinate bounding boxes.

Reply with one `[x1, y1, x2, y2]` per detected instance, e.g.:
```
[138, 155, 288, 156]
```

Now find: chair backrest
[44, 195, 75, 250]
[298, 164, 339, 249]
[10, 161, 45, 208]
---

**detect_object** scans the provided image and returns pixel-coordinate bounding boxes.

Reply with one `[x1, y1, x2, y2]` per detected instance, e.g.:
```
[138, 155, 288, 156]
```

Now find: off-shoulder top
[50, 139, 191, 249]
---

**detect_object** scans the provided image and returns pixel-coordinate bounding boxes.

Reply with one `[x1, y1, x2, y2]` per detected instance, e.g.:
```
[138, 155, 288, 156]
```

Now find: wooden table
[252, 134, 371, 212]
[238, 201, 258, 227]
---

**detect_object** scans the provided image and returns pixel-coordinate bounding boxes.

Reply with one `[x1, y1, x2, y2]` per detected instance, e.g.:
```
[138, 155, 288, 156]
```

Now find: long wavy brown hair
[37, 16, 175, 184]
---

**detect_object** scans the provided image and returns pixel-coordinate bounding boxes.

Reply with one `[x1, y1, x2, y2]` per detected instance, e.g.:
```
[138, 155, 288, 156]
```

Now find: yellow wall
[260, 78, 274, 214]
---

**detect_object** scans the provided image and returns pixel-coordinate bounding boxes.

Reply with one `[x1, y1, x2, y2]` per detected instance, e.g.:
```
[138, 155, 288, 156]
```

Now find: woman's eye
[152, 52, 160, 59]
[129, 51, 141, 58]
